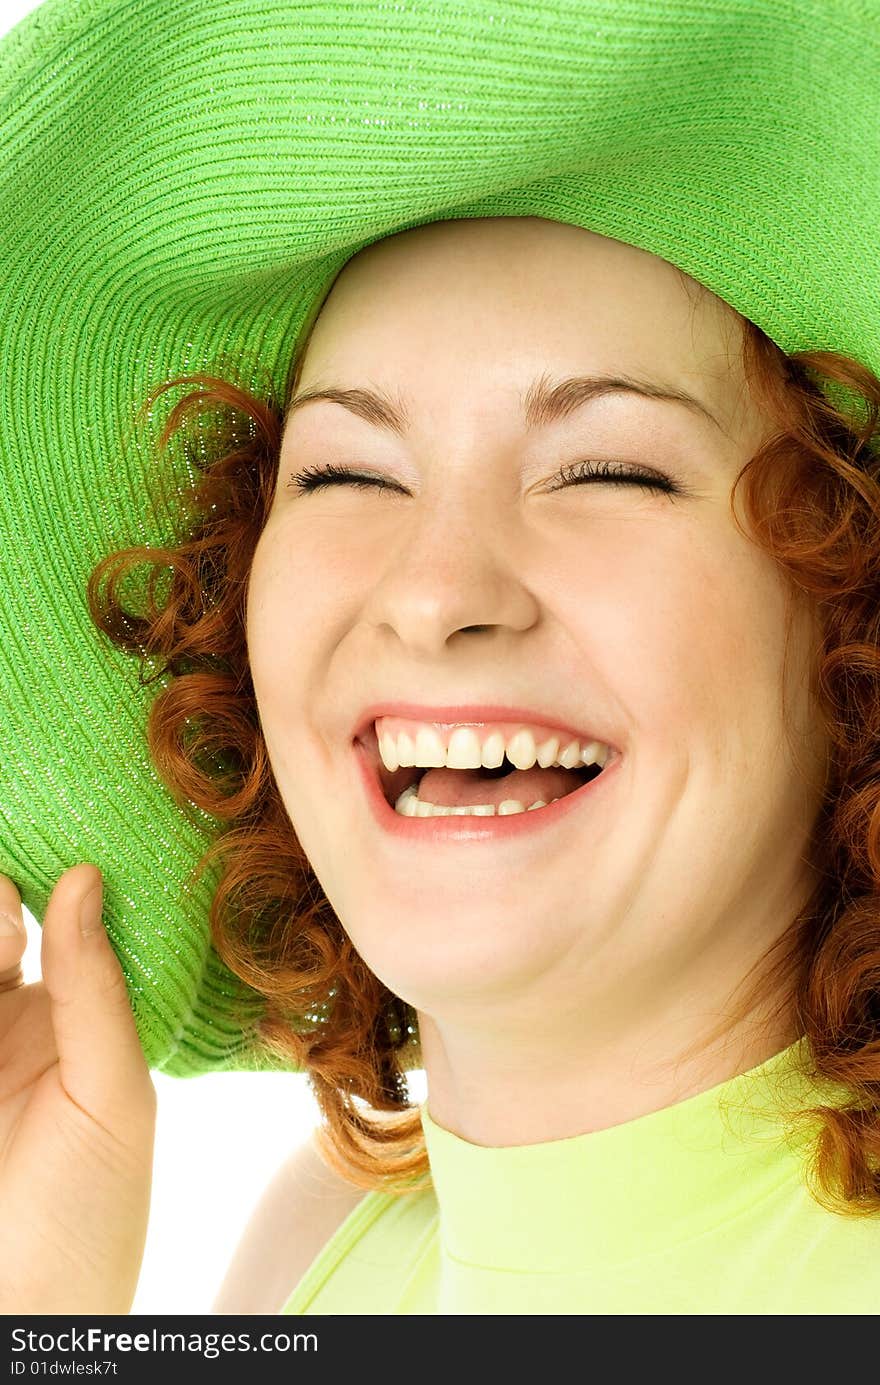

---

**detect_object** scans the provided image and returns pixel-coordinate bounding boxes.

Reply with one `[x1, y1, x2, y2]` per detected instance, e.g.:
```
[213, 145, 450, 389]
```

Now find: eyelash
[549, 459, 679, 495]
[289, 462, 402, 493]
[288, 458, 681, 496]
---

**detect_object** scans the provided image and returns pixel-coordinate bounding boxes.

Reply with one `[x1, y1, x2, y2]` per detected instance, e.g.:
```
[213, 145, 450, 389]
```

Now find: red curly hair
[86, 304, 880, 1211]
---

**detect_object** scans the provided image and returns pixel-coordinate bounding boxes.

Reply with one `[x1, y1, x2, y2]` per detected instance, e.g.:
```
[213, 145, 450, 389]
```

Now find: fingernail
[79, 880, 104, 938]
[0, 912, 24, 937]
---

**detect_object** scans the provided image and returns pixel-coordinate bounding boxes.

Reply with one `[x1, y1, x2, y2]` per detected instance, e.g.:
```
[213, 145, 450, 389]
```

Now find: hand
[0, 863, 156, 1313]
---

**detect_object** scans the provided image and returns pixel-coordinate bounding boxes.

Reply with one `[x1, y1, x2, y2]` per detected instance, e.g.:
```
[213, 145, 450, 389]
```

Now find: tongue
[416, 765, 587, 808]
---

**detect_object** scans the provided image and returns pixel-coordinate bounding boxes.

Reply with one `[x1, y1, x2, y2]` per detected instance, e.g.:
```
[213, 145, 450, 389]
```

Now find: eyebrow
[283, 371, 728, 438]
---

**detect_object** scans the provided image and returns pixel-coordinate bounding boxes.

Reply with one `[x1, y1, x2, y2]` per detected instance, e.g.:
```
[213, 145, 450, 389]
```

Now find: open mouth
[393, 760, 601, 815]
[358, 722, 605, 818]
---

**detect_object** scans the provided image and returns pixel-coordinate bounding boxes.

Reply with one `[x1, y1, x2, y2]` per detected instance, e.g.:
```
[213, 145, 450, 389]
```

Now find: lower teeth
[393, 785, 562, 817]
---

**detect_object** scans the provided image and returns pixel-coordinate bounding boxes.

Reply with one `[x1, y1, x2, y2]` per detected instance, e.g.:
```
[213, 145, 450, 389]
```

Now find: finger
[41, 864, 154, 1130]
[0, 916, 26, 990]
[0, 875, 27, 990]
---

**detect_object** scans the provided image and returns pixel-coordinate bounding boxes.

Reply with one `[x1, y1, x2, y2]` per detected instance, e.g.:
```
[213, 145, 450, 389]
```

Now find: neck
[416, 1003, 801, 1148]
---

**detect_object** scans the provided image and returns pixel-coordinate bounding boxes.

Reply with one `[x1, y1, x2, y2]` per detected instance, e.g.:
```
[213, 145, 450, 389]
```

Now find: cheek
[247, 518, 364, 670]
[549, 519, 792, 760]
[245, 533, 330, 755]
[670, 540, 793, 760]
[245, 521, 376, 818]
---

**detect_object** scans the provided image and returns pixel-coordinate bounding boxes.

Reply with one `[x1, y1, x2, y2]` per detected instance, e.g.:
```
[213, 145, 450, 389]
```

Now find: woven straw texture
[0, 0, 877, 1074]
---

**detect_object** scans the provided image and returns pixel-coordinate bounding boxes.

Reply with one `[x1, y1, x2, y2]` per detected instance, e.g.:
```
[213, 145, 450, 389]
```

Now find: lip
[350, 702, 617, 749]
[352, 734, 621, 844]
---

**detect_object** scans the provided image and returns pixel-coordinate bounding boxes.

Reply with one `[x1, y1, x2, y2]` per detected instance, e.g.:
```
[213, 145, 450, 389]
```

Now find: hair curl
[86, 306, 880, 1212]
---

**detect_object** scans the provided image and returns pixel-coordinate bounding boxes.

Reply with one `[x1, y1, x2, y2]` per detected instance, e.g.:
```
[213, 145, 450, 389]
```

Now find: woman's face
[246, 216, 827, 1050]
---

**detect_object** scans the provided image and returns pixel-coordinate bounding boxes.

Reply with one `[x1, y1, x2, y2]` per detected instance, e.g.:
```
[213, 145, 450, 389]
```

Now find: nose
[360, 492, 540, 657]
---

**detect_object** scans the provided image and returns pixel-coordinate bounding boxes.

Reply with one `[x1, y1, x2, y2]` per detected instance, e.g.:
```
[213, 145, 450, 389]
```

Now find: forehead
[304, 214, 742, 376]
[295, 217, 748, 435]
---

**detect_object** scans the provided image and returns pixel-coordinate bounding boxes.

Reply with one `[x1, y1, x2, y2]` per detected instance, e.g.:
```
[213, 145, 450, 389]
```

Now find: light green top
[280, 1038, 880, 1314]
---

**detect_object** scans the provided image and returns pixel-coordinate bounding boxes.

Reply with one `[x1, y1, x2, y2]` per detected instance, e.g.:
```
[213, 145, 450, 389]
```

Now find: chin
[330, 886, 573, 1008]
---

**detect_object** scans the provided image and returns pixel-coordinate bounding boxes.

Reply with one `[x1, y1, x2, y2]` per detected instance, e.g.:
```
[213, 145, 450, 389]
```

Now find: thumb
[41, 864, 154, 1127]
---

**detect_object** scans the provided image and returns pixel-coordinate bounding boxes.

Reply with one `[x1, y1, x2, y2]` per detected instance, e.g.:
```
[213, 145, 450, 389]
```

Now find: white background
[3, 0, 428, 1314]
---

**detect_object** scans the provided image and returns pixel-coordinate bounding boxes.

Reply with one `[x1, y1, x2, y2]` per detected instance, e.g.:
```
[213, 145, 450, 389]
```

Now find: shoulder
[211, 1129, 370, 1315]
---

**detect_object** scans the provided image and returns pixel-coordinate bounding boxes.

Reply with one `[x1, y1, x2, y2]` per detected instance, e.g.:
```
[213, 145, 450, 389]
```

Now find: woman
[1, 0, 879, 1316]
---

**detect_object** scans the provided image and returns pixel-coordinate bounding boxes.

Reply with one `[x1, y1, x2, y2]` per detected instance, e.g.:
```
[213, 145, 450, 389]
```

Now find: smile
[352, 709, 620, 842]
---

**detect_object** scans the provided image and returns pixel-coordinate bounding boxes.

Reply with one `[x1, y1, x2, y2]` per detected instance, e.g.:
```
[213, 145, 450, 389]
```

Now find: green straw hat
[1, 0, 876, 1075]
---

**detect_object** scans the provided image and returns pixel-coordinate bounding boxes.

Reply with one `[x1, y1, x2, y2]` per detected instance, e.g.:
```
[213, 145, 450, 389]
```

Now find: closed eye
[288, 463, 407, 494]
[287, 458, 683, 497]
[545, 459, 680, 495]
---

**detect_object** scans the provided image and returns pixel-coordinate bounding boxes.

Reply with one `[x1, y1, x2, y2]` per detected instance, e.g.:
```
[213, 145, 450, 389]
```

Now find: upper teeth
[375, 719, 611, 774]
